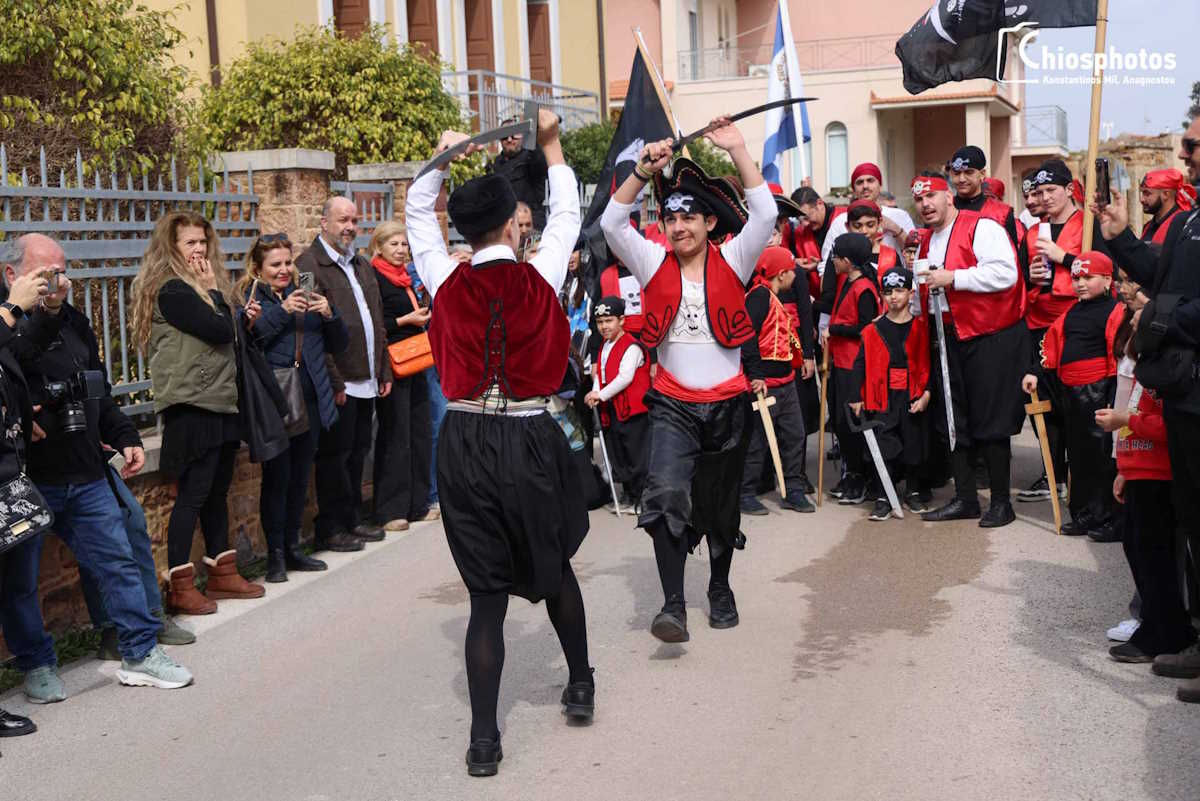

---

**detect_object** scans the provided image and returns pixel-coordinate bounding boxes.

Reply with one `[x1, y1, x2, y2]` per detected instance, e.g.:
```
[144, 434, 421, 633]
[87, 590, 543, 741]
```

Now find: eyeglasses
[1182, 137, 1199, 156]
[257, 233, 288, 245]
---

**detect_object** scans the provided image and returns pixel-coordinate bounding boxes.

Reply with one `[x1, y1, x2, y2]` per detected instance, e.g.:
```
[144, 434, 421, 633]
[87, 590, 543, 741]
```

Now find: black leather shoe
[0, 708, 36, 737]
[740, 496, 769, 516]
[1060, 516, 1096, 537]
[314, 531, 364, 552]
[780, 492, 816, 513]
[707, 583, 739, 629]
[285, 547, 328, 571]
[1087, 522, 1120, 543]
[560, 669, 595, 722]
[921, 497, 982, 522]
[979, 500, 1016, 528]
[352, 523, 385, 542]
[265, 549, 287, 583]
[465, 737, 502, 777]
[651, 595, 689, 643]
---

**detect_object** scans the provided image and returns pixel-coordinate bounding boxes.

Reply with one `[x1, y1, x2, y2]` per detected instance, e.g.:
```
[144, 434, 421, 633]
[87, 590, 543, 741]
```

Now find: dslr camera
[43, 370, 106, 434]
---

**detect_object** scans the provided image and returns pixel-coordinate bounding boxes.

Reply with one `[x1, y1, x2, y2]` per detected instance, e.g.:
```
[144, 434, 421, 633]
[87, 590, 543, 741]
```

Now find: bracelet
[633, 163, 654, 182]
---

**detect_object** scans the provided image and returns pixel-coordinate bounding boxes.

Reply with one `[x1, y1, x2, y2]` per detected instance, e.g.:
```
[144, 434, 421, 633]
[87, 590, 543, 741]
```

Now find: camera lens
[60, 402, 88, 434]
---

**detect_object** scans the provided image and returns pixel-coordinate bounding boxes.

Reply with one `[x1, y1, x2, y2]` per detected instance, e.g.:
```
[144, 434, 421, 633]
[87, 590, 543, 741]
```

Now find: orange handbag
[387, 287, 434, 378]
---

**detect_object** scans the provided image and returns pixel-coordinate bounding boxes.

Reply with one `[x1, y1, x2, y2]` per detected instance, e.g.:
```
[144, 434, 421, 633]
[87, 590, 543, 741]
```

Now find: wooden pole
[1080, 0, 1110, 246]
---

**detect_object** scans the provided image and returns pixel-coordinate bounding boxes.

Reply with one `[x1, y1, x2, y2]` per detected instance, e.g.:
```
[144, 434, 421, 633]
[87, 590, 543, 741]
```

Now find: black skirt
[931, 319, 1029, 446]
[159, 404, 241, 478]
[437, 409, 588, 603]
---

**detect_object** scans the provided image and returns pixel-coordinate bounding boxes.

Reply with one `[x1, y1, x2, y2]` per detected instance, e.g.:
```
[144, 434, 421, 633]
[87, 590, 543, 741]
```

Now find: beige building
[603, 0, 1071, 210]
[145, 0, 604, 128]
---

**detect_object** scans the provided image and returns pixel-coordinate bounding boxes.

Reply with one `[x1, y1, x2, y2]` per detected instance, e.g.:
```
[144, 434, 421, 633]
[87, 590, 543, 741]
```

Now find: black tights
[651, 525, 733, 602]
[464, 564, 590, 741]
[167, 442, 237, 568]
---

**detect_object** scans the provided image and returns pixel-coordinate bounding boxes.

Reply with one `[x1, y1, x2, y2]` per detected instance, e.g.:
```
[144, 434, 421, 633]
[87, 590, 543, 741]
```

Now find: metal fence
[442, 70, 601, 132]
[330, 179, 394, 252]
[0, 146, 260, 416]
[1023, 105, 1069, 150]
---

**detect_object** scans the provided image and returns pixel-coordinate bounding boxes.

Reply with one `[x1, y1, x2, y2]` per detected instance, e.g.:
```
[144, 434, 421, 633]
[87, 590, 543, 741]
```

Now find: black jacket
[14, 303, 140, 485]
[0, 321, 33, 484]
[491, 148, 549, 228]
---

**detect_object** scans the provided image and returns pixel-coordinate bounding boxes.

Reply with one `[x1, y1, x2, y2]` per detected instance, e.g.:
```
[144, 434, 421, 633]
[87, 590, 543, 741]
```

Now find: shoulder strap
[293, 311, 303, 367]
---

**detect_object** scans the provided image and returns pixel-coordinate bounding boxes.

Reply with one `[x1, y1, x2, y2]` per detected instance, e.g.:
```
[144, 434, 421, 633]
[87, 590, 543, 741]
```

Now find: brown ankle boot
[203, 550, 266, 600]
[165, 564, 218, 615]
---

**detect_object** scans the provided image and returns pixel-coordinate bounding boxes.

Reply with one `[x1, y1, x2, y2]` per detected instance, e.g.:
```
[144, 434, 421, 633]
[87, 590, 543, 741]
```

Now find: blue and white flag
[762, 1, 811, 188]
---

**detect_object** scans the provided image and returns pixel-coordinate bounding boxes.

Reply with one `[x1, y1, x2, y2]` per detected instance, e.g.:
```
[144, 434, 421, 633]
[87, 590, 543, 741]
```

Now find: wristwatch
[0, 302, 24, 319]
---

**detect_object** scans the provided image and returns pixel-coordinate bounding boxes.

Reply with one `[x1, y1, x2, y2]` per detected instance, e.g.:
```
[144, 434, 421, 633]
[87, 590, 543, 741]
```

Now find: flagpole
[1081, 0, 1110, 245]
[778, 0, 809, 181]
[634, 28, 685, 140]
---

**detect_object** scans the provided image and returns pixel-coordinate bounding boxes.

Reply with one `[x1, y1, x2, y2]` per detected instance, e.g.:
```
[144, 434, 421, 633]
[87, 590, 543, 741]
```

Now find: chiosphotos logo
[999, 22, 1177, 86]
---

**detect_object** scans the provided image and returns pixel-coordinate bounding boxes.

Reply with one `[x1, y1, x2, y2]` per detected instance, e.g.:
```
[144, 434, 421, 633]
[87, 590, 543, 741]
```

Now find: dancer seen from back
[600, 119, 775, 644]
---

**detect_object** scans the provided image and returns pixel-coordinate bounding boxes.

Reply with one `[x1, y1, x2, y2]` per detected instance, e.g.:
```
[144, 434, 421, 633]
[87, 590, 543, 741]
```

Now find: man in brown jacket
[296, 196, 393, 551]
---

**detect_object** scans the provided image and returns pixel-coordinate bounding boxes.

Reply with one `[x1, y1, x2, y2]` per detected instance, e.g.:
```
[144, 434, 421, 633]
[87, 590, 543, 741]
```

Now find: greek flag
[762, 1, 810, 187]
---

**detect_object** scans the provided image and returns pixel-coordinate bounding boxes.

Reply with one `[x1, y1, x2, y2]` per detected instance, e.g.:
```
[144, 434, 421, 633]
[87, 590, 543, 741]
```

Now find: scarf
[371, 254, 412, 288]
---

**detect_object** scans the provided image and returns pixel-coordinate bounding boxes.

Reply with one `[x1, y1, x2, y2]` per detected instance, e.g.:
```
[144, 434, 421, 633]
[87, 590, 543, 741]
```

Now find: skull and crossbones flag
[895, 0, 1097, 95]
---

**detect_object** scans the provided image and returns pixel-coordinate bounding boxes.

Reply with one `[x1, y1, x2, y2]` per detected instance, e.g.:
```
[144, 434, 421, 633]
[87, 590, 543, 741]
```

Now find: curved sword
[642, 96, 819, 166]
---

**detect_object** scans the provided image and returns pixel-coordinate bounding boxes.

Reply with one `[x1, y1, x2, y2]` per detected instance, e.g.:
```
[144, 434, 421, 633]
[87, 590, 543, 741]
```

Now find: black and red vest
[749, 284, 799, 386]
[1142, 207, 1186, 246]
[596, 332, 651, 425]
[640, 242, 753, 349]
[979, 197, 1024, 247]
[922, 210, 1025, 340]
[1040, 299, 1124, 386]
[1024, 211, 1082, 330]
[861, 317, 930, 412]
[828, 275, 880, 370]
[600, 264, 645, 336]
[428, 260, 568, 400]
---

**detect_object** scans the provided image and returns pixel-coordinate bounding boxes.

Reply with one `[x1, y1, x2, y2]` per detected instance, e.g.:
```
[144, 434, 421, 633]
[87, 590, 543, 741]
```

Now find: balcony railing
[1022, 105, 1069, 149]
[678, 34, 901, 82]
[442, 70, 601, 132]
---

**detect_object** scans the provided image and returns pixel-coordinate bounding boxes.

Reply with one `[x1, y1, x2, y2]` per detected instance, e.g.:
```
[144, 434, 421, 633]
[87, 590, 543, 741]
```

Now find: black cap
[947, 145, 986, 172]
[1030, 159, 1073, 188]
[447, 174, 517, 238]
[831, 232, 874, 268]
[880, 268, 914, 290]
[594, 296, 625, 318]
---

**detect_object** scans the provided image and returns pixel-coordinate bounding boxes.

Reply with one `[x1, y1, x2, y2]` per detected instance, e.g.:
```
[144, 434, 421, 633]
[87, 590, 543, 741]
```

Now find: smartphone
[298, 271, 315, 296]
[249, 278, 260, 301]
[1095, 157, 1112, 206]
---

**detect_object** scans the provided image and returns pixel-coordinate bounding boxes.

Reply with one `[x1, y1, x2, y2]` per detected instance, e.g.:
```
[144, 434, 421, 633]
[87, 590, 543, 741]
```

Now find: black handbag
[235, 322, 290, 464]
[0, 473, 54, 556]
[272, 314, 310, 437]
[1134, 294, 1198, 399]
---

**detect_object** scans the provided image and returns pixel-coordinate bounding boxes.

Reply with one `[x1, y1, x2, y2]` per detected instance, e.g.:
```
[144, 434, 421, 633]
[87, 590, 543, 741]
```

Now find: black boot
[979, 499, 1016, 528]
[465, 737, 503, 777]
[921, 496, 982, 522]
[707, 582, 739, 629]
[560, 668, 595, 723]
[0, 708, 35, 738]
[285, 547, 328, 572]
[265, 549, 287, 583]
[651, 594, 689, 643]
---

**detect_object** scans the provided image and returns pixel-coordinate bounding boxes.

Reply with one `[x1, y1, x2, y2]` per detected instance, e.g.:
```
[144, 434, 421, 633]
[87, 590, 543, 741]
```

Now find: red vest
[861, 317, 931, 412]
[640, 243, 753, 349]
[749, 285, 799, 386]
[876, 246, 898, 274]
[925, 210, 1025, 340]
[979, 197, 1021, 247]
[1040, 299, 1124, 386]
[1142, 207, 1186, 246]
[1024, 211, 1082, 330]
[428, 261, 568, 400]
[600, 264, 645, 335]
[597, 332, 650, 425]
[828, 275, 880, 370]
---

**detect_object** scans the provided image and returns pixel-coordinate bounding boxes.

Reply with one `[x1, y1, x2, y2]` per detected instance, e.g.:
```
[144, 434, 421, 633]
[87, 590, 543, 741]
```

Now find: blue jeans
[38, 478, 160, 661]
[425, 366, 447, 504]
[0, 533, 55, 671]
[79, 467, 163, 628]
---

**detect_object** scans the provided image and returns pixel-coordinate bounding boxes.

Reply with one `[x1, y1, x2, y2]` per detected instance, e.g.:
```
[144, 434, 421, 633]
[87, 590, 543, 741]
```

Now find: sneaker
[869, 498, 893, 521]
[156, 610, 196, 646]
[116, 646, 194, 689]
[740, 496, 769, 516]
[779, 492, 816, 513]
[828, 476, 848, 500]
[707, 583, 739, 629]
[23, 666, 66, 704]
[1017, 475, 1051, 502]
[797, 474, 816, 495]
[96, 626, 121, 661]
[1152, 642, 1200, 679]
[838, 476, 867, 505]
[1109, 642, 1155, 663]
[904, 490, 933, 514]
[1107, 619, 1140, 643]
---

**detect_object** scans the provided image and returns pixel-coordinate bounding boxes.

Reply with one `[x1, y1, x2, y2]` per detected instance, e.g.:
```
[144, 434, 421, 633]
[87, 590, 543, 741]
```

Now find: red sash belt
[766, 372, 795, 389]
[888, 368, 909, 391]
[1059, 357, 1110, 387]
[654, 367, 749, 402]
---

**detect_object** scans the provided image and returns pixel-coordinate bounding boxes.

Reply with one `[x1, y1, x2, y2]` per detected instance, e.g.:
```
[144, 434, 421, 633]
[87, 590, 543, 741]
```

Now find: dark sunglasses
[1183, 137, 1199, 156]
[257, 233, 288, 245]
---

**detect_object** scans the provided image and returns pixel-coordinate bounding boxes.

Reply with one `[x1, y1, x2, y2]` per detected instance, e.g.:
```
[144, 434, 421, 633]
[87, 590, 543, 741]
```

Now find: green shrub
[561, 120, 617, 185]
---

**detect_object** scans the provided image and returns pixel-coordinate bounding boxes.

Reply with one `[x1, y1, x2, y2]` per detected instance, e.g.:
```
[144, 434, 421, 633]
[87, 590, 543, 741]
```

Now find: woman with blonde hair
[368, 220, 434, 531]
[131, 210, 265, 614]
[238, 234, 348, 582]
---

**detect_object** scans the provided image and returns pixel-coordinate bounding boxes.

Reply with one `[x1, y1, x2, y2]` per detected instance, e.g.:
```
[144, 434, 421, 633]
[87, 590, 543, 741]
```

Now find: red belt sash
[654, 367, 748, 402]
[1059, 357, 1111, 387]
[888, 368, 909, 391]
[766, 372, 795, 389]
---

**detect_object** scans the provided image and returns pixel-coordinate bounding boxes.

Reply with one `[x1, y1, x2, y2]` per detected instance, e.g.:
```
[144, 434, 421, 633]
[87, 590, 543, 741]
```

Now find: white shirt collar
[319, 235, 351, 266]
[471, 244, 517, 265]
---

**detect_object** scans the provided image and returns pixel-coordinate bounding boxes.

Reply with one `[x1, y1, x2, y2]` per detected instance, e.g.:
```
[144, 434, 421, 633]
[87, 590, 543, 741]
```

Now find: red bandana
[911, 176, 949, 197]
[1142, 168, 1196, 211]
[851, 163, 882, 184]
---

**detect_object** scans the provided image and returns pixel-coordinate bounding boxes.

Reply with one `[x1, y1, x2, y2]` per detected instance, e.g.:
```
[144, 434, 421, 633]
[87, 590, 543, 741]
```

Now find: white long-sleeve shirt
[922, 213, 1018, 316]
[819, 205, 916, 274]
[592, 338, 645, 401]
[599, 182, 776, 388]
[405, 162, 580, 298]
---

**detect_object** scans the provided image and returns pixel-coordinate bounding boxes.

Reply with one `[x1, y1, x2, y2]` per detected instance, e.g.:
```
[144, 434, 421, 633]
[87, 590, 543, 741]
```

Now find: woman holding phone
[368, 221, 434, 532]
[132, 211, 266, 614]
[239, 234, 349, 582]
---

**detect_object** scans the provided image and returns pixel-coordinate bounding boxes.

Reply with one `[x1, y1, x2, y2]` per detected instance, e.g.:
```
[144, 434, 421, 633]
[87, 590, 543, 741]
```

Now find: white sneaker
[116, 645, 194, 689]
[1107, 618, 1140, 642]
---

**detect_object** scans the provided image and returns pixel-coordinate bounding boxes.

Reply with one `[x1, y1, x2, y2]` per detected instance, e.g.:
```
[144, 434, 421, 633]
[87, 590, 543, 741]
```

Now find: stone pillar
[215, 148, 336, 246]
[347, 160, 447, 236]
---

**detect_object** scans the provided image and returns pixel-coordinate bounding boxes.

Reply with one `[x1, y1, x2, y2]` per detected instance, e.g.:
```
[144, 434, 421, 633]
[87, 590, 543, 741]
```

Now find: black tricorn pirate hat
[652, 157, 749, 241]
[772, 193, 803, 219]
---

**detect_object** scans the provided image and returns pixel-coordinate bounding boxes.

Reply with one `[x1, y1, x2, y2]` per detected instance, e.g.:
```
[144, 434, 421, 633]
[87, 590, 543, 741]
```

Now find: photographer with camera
[6, 233, 193, 692]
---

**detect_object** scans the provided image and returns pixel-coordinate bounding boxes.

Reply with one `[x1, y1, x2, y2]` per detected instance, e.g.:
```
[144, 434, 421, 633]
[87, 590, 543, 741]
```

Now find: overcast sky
[1024, 0, 1199, 148]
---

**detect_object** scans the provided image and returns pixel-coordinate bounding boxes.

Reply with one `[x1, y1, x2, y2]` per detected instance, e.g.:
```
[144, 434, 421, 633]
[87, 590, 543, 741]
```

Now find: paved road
[2, 433, 1196, 801]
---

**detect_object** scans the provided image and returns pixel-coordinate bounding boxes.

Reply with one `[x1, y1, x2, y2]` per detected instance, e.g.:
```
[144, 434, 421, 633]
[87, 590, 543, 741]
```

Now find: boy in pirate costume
[585, 296, 651, 511]
[599, 119, 775, 644]
[740, 246, 816, 516]
[823, 232, 883, 505]
[404, 111, 593, 776]
[848, 267, 932, 520]
[846, 199, 901, 278]
[1022, 251, 1124, 539]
